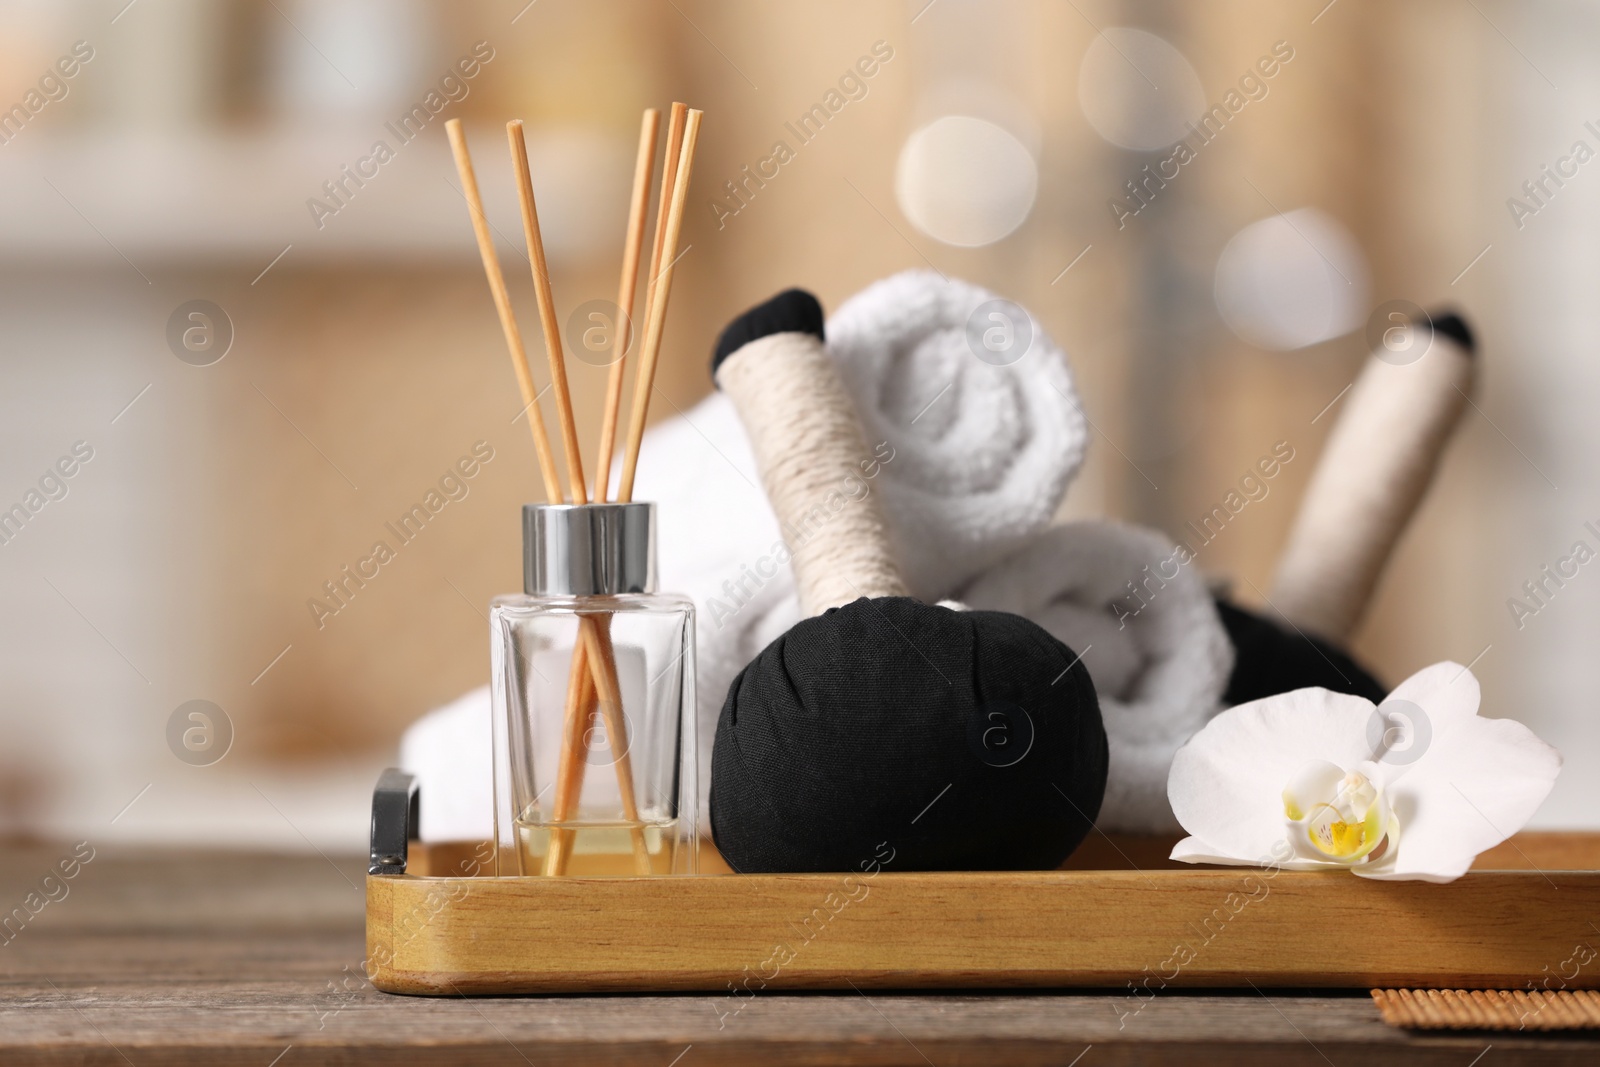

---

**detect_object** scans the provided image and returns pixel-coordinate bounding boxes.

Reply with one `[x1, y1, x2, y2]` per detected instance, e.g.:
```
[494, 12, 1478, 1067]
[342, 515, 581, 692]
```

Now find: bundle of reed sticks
[445, 103, 702, 876]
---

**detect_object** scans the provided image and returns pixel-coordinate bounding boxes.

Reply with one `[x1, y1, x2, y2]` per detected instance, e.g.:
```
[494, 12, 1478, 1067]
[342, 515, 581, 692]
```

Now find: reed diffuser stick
[580, 623, 652, 871]
[546, 630, 649, 876]
[506, 118, 652, 876]
[618, 108, 703, 503]
[639, 103, 688, 374]
[546, 638, 594, 874]
[548, 107, 667, 875]
[444, 118, 563, 503]
[448, 118, 602, 871]
[508, 120, 587, 504]
[593, 108, 660, 503]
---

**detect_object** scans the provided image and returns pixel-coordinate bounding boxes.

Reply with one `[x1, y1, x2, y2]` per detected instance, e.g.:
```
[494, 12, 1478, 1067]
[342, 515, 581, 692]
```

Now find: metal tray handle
[369, 767, 419, 875]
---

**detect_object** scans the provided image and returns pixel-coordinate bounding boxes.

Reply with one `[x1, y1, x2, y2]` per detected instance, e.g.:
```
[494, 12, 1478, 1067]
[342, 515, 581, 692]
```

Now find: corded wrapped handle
[713, 293, 908, 615]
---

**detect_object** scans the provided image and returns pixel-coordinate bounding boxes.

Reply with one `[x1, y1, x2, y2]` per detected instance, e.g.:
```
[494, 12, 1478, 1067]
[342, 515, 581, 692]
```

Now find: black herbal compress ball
[709, 597, 1108, 873]
[1214, 599, 1387, 706]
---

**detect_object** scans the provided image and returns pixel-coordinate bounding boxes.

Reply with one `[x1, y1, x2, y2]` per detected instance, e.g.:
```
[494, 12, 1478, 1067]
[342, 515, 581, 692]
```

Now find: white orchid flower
[1166, 661, 1561, 883]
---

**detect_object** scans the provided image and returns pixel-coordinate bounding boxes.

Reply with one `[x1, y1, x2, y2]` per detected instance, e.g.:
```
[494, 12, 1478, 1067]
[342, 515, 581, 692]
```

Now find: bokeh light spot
[895, 115, 1038, 248]
[1213, 208, 1371, 351]
[1078, 28, 1206, 151]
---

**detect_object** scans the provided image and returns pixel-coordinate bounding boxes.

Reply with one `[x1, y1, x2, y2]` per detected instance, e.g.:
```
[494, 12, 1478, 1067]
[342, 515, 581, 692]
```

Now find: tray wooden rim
[367, 855, 1600, 995]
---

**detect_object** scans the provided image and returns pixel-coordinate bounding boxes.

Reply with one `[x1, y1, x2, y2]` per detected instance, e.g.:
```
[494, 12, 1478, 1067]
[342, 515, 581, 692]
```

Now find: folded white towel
[959, 521, 1234, 833]
[399, 684, 492, 843]
[402, 517, 1232, 841]
[829, 270, 1088, 597]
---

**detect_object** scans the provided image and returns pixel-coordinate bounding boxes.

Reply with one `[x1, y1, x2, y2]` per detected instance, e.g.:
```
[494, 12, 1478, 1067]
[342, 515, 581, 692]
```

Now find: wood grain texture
[369, 863, 1600, 995]
[413, 829, 1600, 879]
[7, 842, 1600, 1065]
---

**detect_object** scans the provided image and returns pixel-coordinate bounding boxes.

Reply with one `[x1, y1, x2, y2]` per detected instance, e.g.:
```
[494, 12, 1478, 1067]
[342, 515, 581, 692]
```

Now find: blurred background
[1, 0, 1593, 850]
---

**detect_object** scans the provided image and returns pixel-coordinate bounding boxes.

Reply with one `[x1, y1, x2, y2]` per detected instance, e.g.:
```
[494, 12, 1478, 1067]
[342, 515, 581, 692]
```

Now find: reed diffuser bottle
[491, 503, 695, 877]
[446, 104, 704, 878]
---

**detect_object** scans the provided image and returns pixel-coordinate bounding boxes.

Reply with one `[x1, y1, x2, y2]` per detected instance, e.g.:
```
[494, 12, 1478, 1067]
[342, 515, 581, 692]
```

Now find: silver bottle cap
[523, 502, 656, 596]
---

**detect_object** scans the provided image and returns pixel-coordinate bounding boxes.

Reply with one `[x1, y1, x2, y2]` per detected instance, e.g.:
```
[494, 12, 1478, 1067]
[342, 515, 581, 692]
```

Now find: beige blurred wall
[210, 0, 1519, 753]
[3, 0, 1596, 843]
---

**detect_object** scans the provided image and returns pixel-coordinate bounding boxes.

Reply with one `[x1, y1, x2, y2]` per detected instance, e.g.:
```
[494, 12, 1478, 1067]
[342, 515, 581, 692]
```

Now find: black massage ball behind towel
[1214, 599, 1388, 706]
[710, 597, 1108, 873]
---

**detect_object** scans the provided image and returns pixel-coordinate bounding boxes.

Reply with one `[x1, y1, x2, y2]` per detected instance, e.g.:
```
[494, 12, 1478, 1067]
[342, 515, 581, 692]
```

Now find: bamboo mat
[1372, 988, 1600, 1030]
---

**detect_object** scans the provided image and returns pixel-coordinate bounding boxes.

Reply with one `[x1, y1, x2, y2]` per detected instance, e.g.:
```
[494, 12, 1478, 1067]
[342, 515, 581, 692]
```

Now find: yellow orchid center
[1282, 761, 1396, 866]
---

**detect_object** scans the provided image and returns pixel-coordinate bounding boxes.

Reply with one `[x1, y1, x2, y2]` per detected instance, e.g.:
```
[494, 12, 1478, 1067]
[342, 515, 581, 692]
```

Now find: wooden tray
[366, 769, 1600, 995]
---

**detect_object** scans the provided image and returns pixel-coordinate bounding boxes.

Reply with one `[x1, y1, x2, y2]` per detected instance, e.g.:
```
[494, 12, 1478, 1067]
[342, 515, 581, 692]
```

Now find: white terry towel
[960, 522, 1235, 833]
[829, 270, 1088, 597]
[403, 516, 1234, 841]
[630, 269, 1089, 609]
[400, 685, 493, 843]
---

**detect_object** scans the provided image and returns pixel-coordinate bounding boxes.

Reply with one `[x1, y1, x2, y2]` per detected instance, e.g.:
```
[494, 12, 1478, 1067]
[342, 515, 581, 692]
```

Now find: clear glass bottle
[490, 503, 696, 876]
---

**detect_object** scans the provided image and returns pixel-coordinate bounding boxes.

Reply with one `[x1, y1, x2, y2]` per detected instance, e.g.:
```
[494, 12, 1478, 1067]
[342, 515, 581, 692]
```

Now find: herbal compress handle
[713, 291, 908, 615]
[1272, 314, 1477, 641]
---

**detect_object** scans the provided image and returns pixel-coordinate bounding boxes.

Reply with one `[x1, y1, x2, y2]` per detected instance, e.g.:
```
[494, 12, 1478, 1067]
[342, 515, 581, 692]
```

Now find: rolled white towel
[829, 270, 1088, 597]
[630, 270, 1088, 606]
[959, 521, 1235, 833]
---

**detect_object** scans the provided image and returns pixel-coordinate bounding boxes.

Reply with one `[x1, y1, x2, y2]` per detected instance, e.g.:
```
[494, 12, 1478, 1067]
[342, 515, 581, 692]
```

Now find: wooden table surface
[3, 841, 1598, 1066]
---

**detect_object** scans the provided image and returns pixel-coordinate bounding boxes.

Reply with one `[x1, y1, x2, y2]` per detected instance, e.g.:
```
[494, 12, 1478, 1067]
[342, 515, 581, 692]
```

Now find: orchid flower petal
[1168, 835, 1333, 871]
[1282, 759, 1346, 821]
[1167, 662, 1561, 883]
[1354, 715, 1561, 882]
[1382, 660, 1479, 728]
[1366, 661, 1480, 773]
[1167, 686, 1377, 863]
